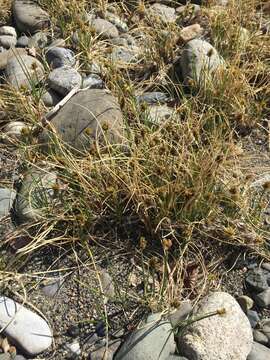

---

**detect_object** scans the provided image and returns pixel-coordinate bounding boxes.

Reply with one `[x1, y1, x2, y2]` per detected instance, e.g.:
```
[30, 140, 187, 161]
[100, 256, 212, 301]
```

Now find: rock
[136, 92, 172, 105]
[0, 188, 16, 218]
[0, 354, 11, 360]
[65, 341, 81, 357]
[14, 167, 57, 223]
[12, 0, 50, 34]
[261, 319, 270, 341]
[247, 342, 270, 360]
[180, 39, 224, 86]
[5, 54, 44, 89]
[0, 26, 17, 38]
[246, 269, 269, 293]
[0, 296, 53, 356]
[16, 35, 29, 47]
[46, 47, 76, 69]
[148, 3, 176, 23]
[41, 89, 62, 107]
[0, 36, 17, 49]
[90, 339, 121, 360]
[253, 330, 268, 345]
[99, 270, 115, 303]
[115, 313, 175, 360]
[2, 121, 28, 144]
[247, 310, 260, 328]
[47, 38, 66, 49]
[178, 292, 253, 360]
[168, 301, 192, 327]
[40, 89, 125, 151]
[91, 18, 119, 39]
[40, 277, 63, 297]
[0, 48, 27, 71]
[144, 105, 175, 125]
[237, 295, 254, 313]
[28, 32, 48, 49]
[179, 24, 203, 43]
[262, 263, 270, 272]
[105, 11, 128, 33]
[82, 74, 104, 89]
[254, 289, 270, 308]
[48, 66, 82, 96]
[111, 46, 139, 63]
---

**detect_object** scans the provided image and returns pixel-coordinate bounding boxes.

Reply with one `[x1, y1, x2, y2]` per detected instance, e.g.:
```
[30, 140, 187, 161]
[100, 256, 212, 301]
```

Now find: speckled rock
[0, 188, 16, 218]
[91, 18, 119, 39]
[111, 46, 139, 63]
[115, 313, 175, 360]
[5, 54, 44, 89]
[48, 66, 82, 95]
[0, 296, 53, 356]
[12, 0, 50, 34]
[178, 292, 253, 360]
[246, 268, 269, 293]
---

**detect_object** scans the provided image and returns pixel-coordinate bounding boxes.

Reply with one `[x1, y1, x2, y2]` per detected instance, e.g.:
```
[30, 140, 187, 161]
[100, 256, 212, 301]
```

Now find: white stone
[0, 296, 53, 356]
[0, 26, 17, 38]
[0, 188, 16, 218]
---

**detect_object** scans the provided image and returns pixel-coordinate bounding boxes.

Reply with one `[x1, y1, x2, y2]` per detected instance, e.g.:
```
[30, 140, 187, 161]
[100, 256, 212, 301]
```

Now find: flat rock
[91, 18, 119, 39]
[178, 292, 253, 360]
[0, 188, 16, 218]
[40, 89, 125, 151]
[5, 54, 44, 89]
[14, 167, 57, 223]
[254, 289, 270, 308]
[180, 39, 224, 86]
[115, 313, 175, 360]
[46, 47, 76, 68]
[246, 268, 269, 292]
[0, 48, 27, 71]
[12, 0, 50, 34]
[0, 35, 17, 49]
[247, 342, 270, 360]
[48, 66, 82, 95]
[0, 296, 53, 356]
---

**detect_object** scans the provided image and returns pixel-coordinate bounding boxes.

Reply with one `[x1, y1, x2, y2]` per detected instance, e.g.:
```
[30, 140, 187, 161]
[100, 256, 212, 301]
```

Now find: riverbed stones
[91, 18, 119, 39]
[247, 342, 270, 360]
[0, 188, 16, 218]
[246, 268, 269, 292]
[115, 313, 175, 360]
[40, 89, 125, 151]
[12, 0, 50, 34]
[14, 167, 57, 223]
[46, 47, 76, 69]
[180, 39, 224, 86]
[48, 66, 82, 95]
[178, 292, 253, 360]
[0, 296, 53, 356]
[254, 289, 270, 308]
[5, 54, 44, 89]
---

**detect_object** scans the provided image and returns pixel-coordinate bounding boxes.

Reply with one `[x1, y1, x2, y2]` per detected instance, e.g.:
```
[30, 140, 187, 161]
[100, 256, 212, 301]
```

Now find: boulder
[40, 89, 125, 151]
[178, 292, 253, 360]
[12, 0, 50, 34]
[0, 296, 53, 356]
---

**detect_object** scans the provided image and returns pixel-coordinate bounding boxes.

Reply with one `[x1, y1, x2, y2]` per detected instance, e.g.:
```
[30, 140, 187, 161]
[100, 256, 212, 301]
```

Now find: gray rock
[5, 54, 44, 89]
[254, 289, 270, 308]
[12, 0, 50, 34]
[180, 39, 224, 86]
[14, 356, 27, 360]
[0, 26, 17, 38]
[237, 295, 254, 313]
[28, 32, 48, 49]
[82, 74, 104, 89]
[0, 48, 27, 71]
[111, 46, 139, 63]
[247, 310, 260, 328]
[136, 92, 172, 105]
[91, 18, 119, 39]
[40, 89, 125, 151]
[115, 313, 175, 360]
[17, 35, 29, 47]
[253, 330, 268, 345]
[46, 47, 76, 69]
[168, 301, 192, 327]
[2, 121, 28, 144]
[41, 89, 62, 107]
[178, 292, 253, 360]
[105, 11, 128, 33]
[47, 38, 66, 49]
[48, 66, 82, 96]
[0, 296, 53, 356]
[0, 188, 16, 218]
[246, 268, 269, 292]
[90, 339, 121, 360]
[148, 3, 176, 23]
[247, 342, 270, 360]
[99, 270, 115, 303]
[144, 105, 175, 125]
[40, 277, 63, 297]
[14, 167, 57, 223]
[0, 35, 17, 49]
